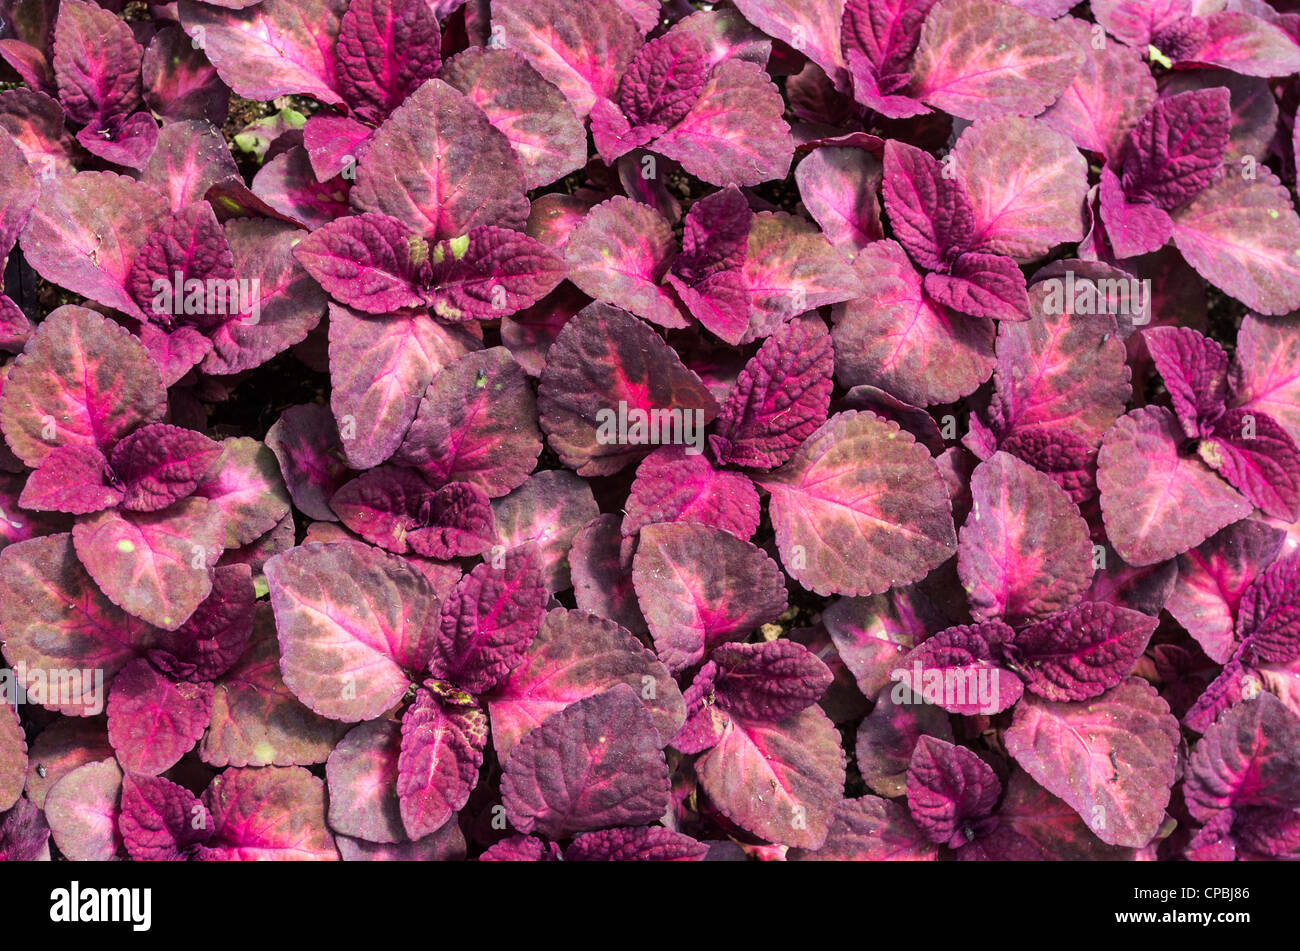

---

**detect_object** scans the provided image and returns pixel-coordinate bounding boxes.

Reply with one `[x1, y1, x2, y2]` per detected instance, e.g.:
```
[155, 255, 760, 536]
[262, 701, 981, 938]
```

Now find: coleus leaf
[1091, 0, 1191, 49]
[264, 541, 439, 722]
[787, 795, 938, 861]
[23, 719, 114, 811]
[486, 607, 684, 760]
[0, 699, 25, 813]
[832, 239, 995, 406]
[107, 658, 214, 776]
[429, 226, 567, 323]
[1238, 551, 1300, 666]
[45, 759, 123, 860]
[393, 347, 541, 498]
[1004, 677, 1181, 847]
[73, 498, 226, 632]
[110, 424, 223, 513]
[18, 445, 121, 515]
[1168, 519, 1285, 664]
[897, 620, 1024, 715]
[794, 145, 885, 255]
[632, 522, 788, 673]
[649, 58, 796, 187]
[564, 826, 708, 861]
[201, 607, 349, 768]
[923, 251, 1030, 322]
[119, 773, 211, 861]
[192, 438, 292, 549]
[327, 303, 479, 470]
[1144, 325, 1230, 439]
[759, 411, 957, 597]
[500, 684, 670, 838]
[711, 314, 834, 469]
[0, 306, 166, 466]
[350, 79, 528, 241]
[1171, 167, 1300, 316]
[957, 452, 1095, 625]
[1039, 17, 1157, 161]
[565, 197, 687, 330]
[293, 212, 430, 315]
[1011, 602, 1159, 702]
[694, 704, 846, 850]
[855, 684, 954, 798]
[325, 719, 404, 843]
[0, 132, 37, 259]
[622, 446, 762, 543]
[253, 148, 353, 231]
[537, 303, 719, 476]
[491, 0, 643, 118]
[396, 684, 488, 839]
[1202, 408, 1300, 520]
[196, 766, 338, 860]
[841, 0, 938, 91]
[908, 0, 1084, 119]
[52, 0, 143, 129]
[20, 172, 168, 322]
[1120, 88, 1231, 211]
[1098, 406, 1253, 566]
[148, 564, 256, 683]
[335, 0, 442, 126]
[1178, 11, 1300, 78]
[489, 470, 598, 595]
[618, 30, 711, 132]
[735, 212, 862, 345]
[428, 546, 546, 695]
[882, 139, 976, 273]
[177, 0, 347, 105]
[441, 48, 587, 191]
[1097, 165, 1176, 259]
[953, 116, 1089, 261]
[0, 534, 155, 716]
[905, 735, 1001, 849]
[708, 640, 834, 721]
[0, 797, 51, 862]
[732, 0, 847, 82]
[1231, 312, 1300, 447]
[1184, 693, 1300, 823]
[330, 468, 496, 559]
[569, 515, 646, 636]
[265, 404, 353, 523]
[141, 27, 230, 126]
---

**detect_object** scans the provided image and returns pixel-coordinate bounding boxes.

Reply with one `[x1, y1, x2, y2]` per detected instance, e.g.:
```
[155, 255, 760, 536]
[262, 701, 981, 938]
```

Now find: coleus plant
[2, 0, 1300, 864]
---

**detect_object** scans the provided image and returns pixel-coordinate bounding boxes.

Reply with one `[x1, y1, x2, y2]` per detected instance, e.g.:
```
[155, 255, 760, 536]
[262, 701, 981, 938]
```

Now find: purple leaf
[500, 684, 670, 838]
[897, 621, 1023, 715]
[1012, 602, 1158, 702]
[1239, 551, 1300, 666]
[619, 31, 710, 130]
[1122, 89, 1231, 211]
[327, 304, 478, 470]
[148, 564, 256, 683]
[1184, 693, 1300, 822]
[20, 172, 168, 321]
[1203, 409, 1300, 521]
[909, 0, 1083, 119]
[350, 79, 528, 241]
[486, 608, 683, 760]
[192, 437, 292, 549]
[393, 348, 541, 498]
[1232, 312, 1300, 447]
[958, 452, 1095, 625]
[110, 424, 223, 513]
[397, 685, 488, 839]
[794, 146, 885, 254]
[330, 468, 496, 559]
[265, 404, 354, 523]
[537, 304, 719, 476]
[336, 0, 442, 126]
[1098, 406, 1253, 566]
[491, 0, 643, 118]
[924, 251, 1030, 322]
[429, 546, 546, 695]
[832, 239, 995, 406]
[177, 0, 347, 105]
[264, 541, 439, 721]
[1005, 677, 1181, 847]
[52, 0, 142, 129]
[730, 0, 847, 82]
[141, 27, 230, 125]
[325, 719, 404, 843]
[855, 685, 954, 798]
[430, 226, 567, 323]
[787, 795, 938, 860]
[294, 213, 427, 315]
[18, 445, 122, 515]
[107, 659, 214, 776]
[45, 759, 123, 860]
[694, 704, 845, 849]
[1144, 326, 1230, 439]
[442, 48, 587, 190]
[196, 766, 337, 860]
[905, 735, 1001, 848]
[711, 315, 833, 469]
[650, 59, 795, 187]
[564, 826, 708, 861]
[622, 446, 762, 542]
[1171, 167, 1300, 316]
[709, 640, 834, 721]
[632, 522, 788, 673]
[882, 139, 976, 272]
[565, 197, 686, 330]
[759, 411, 957, 597]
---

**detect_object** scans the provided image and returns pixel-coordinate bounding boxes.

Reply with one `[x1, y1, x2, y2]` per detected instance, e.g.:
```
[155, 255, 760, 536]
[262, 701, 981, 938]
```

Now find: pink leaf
[622, 446, 761, 541]
[107, 658, 213, 775]
[396, 685, 487, 838]
[197, 766, 337, 860]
